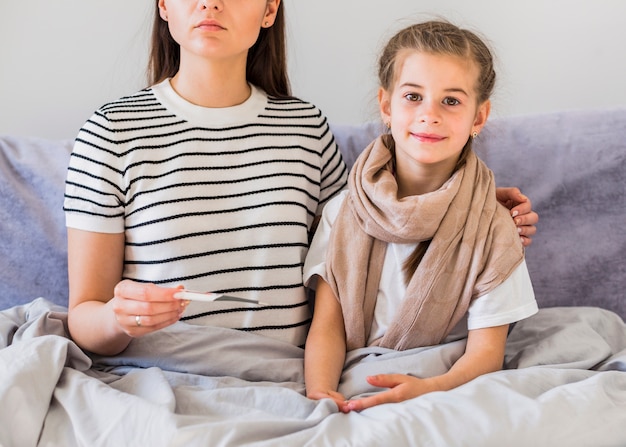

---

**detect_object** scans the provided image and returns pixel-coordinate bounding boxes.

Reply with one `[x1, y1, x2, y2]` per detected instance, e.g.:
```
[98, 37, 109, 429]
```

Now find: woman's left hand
[495, 187, 538, 247]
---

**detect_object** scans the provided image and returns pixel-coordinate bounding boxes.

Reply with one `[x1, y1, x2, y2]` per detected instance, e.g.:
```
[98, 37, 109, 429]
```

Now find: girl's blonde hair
[379, 20, 495, 103]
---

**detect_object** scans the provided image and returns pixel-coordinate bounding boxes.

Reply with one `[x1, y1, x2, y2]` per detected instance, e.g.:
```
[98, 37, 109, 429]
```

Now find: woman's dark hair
[147, 1, 291, 98]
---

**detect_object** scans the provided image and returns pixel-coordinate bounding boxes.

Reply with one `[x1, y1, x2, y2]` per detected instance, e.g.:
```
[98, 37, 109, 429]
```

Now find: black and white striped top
[64, 79, 347, 346]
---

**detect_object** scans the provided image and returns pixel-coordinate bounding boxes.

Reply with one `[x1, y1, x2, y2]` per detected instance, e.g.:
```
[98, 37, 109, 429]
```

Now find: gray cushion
[0, 136, 72, 309]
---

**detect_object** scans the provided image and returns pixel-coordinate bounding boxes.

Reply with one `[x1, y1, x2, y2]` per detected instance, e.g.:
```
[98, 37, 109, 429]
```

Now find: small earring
[386, 122, 391, 130]
[264, 21, 270, 27]
[472, 131, 478, 139]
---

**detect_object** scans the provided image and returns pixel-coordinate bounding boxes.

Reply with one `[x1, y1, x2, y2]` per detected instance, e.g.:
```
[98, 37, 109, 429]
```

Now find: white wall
[2, 0, 625, 139]
[288, 0, 626, 125]
[0, 1, 153, 140]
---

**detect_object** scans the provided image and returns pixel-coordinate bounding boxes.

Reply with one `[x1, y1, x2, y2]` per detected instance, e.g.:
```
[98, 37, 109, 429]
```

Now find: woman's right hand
[110, 280, 189, 338]
[67, 228, 188, 355]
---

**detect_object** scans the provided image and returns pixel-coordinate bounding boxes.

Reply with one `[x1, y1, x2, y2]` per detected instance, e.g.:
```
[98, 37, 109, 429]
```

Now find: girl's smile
[410, 132, 446, 143]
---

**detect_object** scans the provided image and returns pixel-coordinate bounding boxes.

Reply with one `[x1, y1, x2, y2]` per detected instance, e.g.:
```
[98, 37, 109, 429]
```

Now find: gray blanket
[1, 299, 625, 446]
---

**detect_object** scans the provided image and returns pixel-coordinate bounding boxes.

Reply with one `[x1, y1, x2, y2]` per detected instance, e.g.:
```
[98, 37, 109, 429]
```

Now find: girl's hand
[346, 325, 509, 412]
[307, 389, 350, 413]
[110, 280, 189, 337]
[344, 374, 434, 412]
[495, 187, 538, 247]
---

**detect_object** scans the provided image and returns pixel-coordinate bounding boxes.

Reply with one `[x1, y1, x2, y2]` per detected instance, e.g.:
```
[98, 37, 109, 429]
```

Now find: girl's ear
[264, 0, 281, 26]
[378, 87, 392, 128]
[472, 100, 491, 135]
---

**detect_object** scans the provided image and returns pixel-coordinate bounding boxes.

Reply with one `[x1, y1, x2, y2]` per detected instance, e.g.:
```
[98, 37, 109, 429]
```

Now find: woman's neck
[171, 54, 251, 108]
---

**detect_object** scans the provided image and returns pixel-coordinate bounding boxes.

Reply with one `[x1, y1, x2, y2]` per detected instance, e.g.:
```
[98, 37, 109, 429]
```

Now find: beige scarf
[325, 136, 523, 351]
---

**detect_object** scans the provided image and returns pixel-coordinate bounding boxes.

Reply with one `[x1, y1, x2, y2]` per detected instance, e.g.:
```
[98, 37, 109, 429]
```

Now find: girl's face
[158, 0, 279, 63]
[379, 51, 490, 192]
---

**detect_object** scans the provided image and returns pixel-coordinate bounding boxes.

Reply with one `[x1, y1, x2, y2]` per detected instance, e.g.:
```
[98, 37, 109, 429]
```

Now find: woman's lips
[196, 19, 225, 31]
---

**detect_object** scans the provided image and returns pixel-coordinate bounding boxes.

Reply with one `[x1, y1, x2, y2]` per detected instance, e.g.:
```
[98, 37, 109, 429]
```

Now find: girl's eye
[404, 93, 421, 102]
[443, 97, 460, 106]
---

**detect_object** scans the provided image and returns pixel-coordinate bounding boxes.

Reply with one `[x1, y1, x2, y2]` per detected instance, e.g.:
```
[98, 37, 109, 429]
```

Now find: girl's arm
[67, 228, 185, 355]
[345, 324, 510, 412]
[305, 278, 350, 412]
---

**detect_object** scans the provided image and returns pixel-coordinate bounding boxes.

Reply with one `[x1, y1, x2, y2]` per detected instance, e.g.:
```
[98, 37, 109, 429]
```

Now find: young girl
[64, 2, 536, 357]
[304, 20, 538, 412]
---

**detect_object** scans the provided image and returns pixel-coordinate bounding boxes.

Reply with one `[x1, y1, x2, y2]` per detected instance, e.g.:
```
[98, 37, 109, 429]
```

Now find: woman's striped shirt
[63, 79, 348, 347]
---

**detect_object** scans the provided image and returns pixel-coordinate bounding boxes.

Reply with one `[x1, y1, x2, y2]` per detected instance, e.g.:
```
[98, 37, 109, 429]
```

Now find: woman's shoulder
[73, 86, 165, 151]
[79, 84, 167, 134]
[95, 86, 159, 117]
[264, 92, 328, 122]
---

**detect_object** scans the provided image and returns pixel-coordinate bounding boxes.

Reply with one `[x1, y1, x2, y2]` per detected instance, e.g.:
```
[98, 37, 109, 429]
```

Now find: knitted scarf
[325, 136, 524, 351]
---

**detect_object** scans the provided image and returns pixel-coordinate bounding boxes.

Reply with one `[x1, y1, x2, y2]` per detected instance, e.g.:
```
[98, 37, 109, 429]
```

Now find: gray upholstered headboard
[1, 107, 625, 321]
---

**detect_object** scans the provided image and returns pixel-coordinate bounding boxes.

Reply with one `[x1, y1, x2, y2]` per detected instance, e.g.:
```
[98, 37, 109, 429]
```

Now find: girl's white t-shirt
[304, 191, 539, 345]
